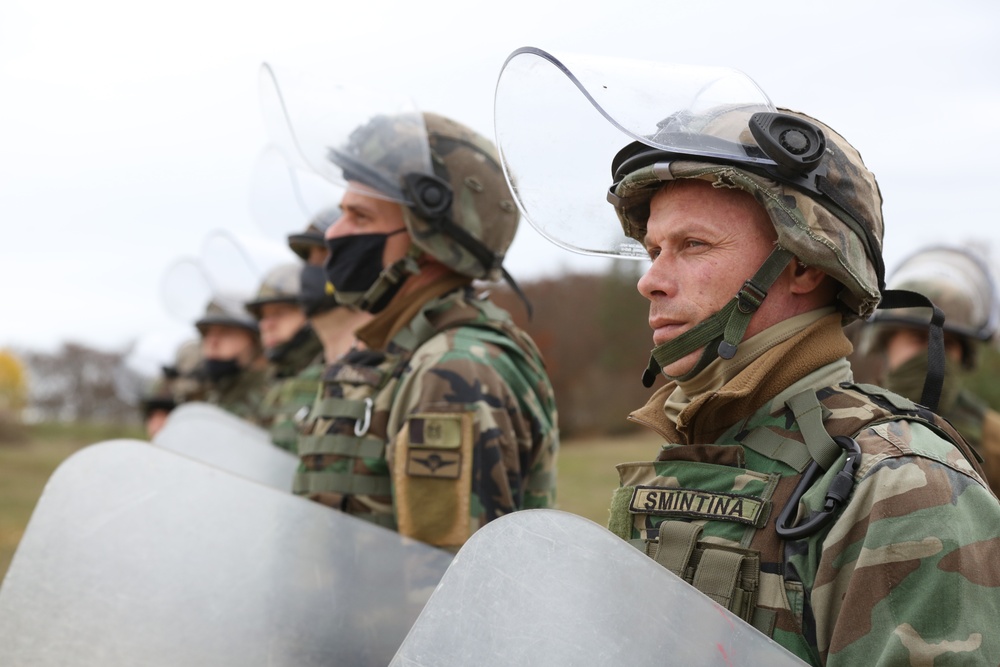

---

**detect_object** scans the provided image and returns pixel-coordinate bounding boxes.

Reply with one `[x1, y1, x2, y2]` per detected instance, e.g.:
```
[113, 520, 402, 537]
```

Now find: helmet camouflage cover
[611, 107, 885, 322]
[196, 295, 260, 337]
[864, 245, 998, 366]
[245, 263, 303, 318]
[331, 112, 520, 281]
[288, 207, 340, 260]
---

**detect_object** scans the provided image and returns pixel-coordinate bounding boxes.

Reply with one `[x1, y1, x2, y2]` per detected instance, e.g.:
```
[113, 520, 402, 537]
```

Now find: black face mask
[201, 358, 241, 382]
[299, 264, 340, 317]
[324, 229, 407, 313]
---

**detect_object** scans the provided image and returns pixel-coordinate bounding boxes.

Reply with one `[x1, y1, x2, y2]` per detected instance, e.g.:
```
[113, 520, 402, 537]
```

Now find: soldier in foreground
[264, 71, 559, 549]
[195, 296, 269, 423]
[860, 245, 1000, 493]
[494, 49, 1000, 665]
[246, 263, 324, 452]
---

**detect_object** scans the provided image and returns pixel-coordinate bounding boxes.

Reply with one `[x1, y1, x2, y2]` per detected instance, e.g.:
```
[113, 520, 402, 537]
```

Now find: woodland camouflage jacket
[611, 314, 1000, 665]
[295, 283, 559, 550]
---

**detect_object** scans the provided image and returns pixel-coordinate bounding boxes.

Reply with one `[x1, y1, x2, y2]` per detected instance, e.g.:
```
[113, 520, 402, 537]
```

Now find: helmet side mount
[748, 112, 826, 177]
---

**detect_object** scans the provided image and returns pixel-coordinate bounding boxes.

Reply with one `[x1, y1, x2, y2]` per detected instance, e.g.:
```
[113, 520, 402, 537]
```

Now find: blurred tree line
[9, 260, 1000, 440]
[489, 260, 663, 437]
[14, 343, 139, 425]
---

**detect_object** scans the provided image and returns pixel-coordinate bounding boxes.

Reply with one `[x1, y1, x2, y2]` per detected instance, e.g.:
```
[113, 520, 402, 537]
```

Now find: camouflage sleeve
[387, 325, 558, 549]
[805, 421, 1000, 665]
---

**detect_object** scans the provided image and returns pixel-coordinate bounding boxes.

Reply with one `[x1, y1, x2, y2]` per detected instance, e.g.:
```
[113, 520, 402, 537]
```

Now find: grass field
[0, 422, 663, 581]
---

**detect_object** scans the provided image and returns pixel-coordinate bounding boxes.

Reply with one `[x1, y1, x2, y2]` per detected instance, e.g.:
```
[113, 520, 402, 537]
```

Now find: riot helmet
[196, 295, 260, 337]
[260, 65, 522, 313]
[494, 47, 944, 406]
[866, 246, 998, 368]
[288, 207, 340, 263]
[245, 263, 303, 318]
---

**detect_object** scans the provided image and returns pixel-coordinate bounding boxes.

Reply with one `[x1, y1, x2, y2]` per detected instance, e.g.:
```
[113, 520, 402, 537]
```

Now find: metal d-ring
[354, 398, 373, 437]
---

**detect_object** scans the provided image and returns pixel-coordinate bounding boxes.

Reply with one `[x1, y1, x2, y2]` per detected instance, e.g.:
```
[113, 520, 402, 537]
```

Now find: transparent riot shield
[152, 401, 298, 489]
[0, 441, 453, 666]
[391, 509, 807, 666]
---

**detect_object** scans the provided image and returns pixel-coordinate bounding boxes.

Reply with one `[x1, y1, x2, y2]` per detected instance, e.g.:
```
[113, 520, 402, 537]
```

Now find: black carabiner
[775, 435, 862, 540]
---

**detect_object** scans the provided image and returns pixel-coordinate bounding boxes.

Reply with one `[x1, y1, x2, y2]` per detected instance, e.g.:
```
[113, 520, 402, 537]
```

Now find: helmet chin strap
[355, 248, 422, 313]
[642, 246, 795, 386]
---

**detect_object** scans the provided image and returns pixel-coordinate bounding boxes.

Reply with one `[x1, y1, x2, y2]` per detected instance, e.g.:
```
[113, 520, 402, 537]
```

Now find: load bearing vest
[609, 383, 983, 643]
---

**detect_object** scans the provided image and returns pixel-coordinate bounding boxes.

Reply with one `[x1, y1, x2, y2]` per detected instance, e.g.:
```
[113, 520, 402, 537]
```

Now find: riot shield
[152, 401, 297, 489]
[391, 510, 806, 666]
[0, 440, 453, 666]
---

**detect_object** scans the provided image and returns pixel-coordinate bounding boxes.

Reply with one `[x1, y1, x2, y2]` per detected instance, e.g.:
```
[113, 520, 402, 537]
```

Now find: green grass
[0, 423, 663, 582]
[0, 421, 143, 580]
[555, 430, 663, 526]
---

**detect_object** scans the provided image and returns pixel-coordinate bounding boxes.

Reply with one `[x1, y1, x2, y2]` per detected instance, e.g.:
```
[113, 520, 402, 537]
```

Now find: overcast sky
[2, 0, 997, 371]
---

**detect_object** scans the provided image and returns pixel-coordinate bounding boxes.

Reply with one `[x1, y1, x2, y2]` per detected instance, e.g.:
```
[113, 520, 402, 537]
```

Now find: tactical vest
[608, 382, 985, 663]
[293, 290, 539, 530]
[258, 360, 324, 454]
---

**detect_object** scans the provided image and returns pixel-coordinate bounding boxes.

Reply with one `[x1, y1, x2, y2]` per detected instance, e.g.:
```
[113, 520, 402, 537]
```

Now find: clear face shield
[249, 143, 346, 244]
[494, 47, 782, 259]
[259, 62, 435, 208]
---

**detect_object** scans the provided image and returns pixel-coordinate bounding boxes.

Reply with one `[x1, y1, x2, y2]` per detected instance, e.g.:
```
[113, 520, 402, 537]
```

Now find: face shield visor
[249, 143, 345, 246]
[259, 62, 434, 208]
[495, 47, 785, 259]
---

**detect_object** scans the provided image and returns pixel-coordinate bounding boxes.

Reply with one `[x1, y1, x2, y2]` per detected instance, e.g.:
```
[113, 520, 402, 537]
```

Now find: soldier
[493, 49, 1000, 665]
[265, 73, 559, 549]
[860, 245, 1000, 493]
[138, 338, 203, 438]
[246, 263, 324, 452]
[195, 295, 269, 423]
[287, 210, 333, 266]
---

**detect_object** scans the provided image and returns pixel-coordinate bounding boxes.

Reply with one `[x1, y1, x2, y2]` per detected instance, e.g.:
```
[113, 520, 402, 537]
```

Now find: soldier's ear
[787, 260, 830, 296]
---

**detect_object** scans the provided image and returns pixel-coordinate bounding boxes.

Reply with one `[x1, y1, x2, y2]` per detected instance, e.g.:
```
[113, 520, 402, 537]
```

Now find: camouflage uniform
[201, 367, 269, 424]
[295, 281, 558, 549]
[882, 354, 1000, 495]
[257, 344, 324, 453]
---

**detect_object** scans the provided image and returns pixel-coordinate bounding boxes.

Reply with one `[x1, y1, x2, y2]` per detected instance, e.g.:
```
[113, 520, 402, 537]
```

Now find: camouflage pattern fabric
[258, 352, 324, 454]
[294, 286, 558, 549]
[885, 352, 1000, 495]
[608, 315, 1000, 665]
[202, 367, 269, 426]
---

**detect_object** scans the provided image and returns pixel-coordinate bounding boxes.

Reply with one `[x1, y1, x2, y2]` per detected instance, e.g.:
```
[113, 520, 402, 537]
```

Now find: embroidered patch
[406, 449, 462, 479]
[408, 414, 463, 449]
[629, 486, 766, 526]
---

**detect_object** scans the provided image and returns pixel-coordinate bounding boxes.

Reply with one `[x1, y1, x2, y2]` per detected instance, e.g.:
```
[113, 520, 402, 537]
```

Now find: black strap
[874, 288, 946, 411]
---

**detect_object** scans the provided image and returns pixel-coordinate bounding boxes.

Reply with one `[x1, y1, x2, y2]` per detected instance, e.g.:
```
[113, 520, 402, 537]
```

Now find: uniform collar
[629, 313, 853, 444]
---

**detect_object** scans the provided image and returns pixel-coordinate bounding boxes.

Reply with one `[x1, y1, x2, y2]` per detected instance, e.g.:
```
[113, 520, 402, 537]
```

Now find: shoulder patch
[408, 413, 463, 449]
